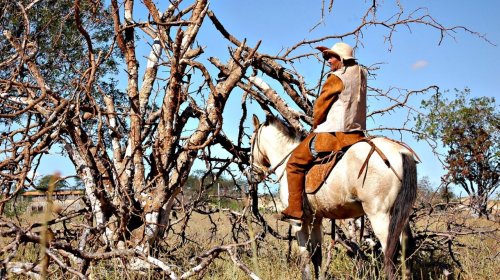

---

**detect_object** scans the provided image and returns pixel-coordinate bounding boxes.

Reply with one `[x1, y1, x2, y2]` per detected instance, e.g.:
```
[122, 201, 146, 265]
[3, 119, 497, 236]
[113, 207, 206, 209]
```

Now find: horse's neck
[262, 131, 299, 168]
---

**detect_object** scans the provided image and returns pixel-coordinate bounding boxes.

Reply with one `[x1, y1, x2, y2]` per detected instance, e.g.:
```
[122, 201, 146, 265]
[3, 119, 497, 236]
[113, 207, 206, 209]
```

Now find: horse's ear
[252, 114, 260, 130]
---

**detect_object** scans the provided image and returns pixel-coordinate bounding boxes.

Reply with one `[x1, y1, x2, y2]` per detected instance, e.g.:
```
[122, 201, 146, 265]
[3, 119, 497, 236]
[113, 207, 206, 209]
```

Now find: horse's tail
[384, 152, 417, 279]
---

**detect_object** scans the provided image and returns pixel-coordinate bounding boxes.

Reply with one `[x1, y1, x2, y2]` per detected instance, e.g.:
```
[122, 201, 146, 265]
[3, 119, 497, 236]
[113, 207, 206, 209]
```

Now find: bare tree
[0, 0, 491, 278]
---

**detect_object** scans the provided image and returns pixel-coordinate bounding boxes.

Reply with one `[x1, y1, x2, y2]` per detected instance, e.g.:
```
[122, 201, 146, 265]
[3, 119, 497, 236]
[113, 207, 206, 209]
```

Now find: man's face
[327, 55, 342, 71]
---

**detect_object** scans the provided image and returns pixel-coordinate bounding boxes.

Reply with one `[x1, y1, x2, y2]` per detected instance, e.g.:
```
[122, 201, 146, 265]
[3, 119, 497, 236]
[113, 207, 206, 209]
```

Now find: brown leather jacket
[313, 74, 343, 129]
[313, 64, 367, 132]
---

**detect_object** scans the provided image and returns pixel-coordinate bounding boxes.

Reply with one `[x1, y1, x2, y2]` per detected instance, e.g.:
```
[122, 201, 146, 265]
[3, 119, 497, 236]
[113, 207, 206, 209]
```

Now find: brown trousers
[282, 131, 365, 219]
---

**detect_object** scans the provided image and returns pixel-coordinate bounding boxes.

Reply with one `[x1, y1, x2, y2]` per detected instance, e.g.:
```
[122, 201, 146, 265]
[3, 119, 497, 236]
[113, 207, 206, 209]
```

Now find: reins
[251, 124, 293, 183]
[267, 149, 293, 183]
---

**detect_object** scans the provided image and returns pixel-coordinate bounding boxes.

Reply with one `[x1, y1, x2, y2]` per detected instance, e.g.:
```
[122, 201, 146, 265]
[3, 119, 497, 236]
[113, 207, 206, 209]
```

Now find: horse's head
[246, 115, 271, 184]
[246, 114, 302, 184]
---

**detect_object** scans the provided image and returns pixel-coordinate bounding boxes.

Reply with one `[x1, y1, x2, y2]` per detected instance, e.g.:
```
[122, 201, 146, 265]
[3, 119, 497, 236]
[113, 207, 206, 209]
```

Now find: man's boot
[274, 159, 309, 226]
[274, 133, 315, 226]
[280, 171, 305, 220]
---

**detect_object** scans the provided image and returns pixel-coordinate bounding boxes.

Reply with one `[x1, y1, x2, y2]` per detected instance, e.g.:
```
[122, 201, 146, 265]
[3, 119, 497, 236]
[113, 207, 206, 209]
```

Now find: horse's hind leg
[401, 223, 415, 279]
[365, 212, 395, 277]
[365, 212, 390, 253]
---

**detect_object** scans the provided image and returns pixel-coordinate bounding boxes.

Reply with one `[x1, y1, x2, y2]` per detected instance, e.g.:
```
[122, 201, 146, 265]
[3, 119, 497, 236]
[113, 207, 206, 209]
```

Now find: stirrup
[273, 213, 302, 227]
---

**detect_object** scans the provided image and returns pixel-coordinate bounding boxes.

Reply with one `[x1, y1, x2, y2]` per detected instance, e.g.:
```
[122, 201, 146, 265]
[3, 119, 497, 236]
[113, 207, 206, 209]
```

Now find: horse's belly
[308, 195, 364, 219]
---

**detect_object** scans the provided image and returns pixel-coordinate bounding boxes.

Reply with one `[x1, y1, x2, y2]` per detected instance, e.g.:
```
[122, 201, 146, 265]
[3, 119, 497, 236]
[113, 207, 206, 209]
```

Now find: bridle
[248, 124, 293, 184]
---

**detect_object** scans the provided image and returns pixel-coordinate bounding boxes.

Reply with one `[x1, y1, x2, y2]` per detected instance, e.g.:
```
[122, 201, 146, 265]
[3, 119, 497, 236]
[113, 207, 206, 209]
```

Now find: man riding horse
[275, 42, 368, 225]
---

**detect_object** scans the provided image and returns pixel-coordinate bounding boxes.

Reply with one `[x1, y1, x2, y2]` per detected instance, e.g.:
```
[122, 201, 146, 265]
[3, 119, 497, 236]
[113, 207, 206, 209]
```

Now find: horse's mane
[264, 115, 303, 141]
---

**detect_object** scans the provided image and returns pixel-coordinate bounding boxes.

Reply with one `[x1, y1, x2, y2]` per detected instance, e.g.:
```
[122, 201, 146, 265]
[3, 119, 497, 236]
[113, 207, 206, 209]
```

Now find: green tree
[183, 170, 244, 201]
[36, 174, 69, 191]
[0, 0, 121, 126]
[73, 177, 85, 190]
[416, 88, 499, 217]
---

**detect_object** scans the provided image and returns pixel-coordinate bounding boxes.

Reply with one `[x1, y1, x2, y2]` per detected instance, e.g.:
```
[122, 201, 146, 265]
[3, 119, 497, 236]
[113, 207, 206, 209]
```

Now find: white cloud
[412, 60, 429, 70]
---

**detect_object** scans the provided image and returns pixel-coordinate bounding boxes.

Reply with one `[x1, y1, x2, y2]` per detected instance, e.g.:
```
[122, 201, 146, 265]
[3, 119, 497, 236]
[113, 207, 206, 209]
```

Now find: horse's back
[348, 137, 414, 178]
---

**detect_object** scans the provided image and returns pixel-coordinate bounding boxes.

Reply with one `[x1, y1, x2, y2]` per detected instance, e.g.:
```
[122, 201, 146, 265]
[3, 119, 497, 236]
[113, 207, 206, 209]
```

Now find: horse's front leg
[295, 223, 313, 280]
[310, 218, 323, 280]
[295, 218, 323, 280]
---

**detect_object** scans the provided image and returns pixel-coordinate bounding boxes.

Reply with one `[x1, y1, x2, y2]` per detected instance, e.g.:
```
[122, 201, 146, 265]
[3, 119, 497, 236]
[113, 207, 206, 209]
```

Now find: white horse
[248, 115, 417, 280]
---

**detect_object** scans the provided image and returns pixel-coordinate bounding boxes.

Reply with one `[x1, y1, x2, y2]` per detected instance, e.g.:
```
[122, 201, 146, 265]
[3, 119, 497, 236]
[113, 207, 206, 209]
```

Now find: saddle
[304, 131, 363, 194]
[304, 134, 418, 194]
[305, 150, 343, 194]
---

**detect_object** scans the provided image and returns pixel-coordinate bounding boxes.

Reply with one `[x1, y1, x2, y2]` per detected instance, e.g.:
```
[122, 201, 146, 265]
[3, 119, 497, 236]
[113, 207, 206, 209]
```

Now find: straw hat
[316, 42, 355, 61]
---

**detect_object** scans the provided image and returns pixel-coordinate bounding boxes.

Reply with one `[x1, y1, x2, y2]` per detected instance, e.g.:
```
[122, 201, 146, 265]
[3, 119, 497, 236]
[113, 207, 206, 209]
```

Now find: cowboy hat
[316, 42, 355, 61]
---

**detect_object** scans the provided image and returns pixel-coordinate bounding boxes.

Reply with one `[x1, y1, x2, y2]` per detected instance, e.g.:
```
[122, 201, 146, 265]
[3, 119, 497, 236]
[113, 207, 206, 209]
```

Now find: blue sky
[38, 0, 499, 193]
[205, 0, 499, 192]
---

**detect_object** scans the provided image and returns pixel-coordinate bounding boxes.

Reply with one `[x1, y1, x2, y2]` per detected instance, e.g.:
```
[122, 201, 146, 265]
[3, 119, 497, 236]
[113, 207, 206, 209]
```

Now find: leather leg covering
[283, 134, 316, 219]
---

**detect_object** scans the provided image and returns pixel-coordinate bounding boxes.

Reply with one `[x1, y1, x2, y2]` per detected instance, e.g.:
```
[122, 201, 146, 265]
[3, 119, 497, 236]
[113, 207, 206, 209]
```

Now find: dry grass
[2, 207, 498, 279]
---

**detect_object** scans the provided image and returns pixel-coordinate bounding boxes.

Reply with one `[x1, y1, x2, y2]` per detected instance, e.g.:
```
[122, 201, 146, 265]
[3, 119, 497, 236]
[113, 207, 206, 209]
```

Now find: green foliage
[0, 0, 125, 128]
[35, 174, 69, 191]
[3, 199, 29, 218]
[437, 185, 456, 202]
[217, 198, 242, 211]
[0, 0, 117, 84]
[416, 88, 499, 216]
[73, 177, 85, 190]
[183, 170, 245, 210]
